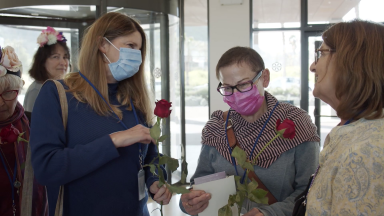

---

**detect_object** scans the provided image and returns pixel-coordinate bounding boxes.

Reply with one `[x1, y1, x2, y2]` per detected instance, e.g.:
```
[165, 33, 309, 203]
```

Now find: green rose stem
[17, 132, 29, 143]
[233, 137, 274, 216]
[147, 99, 190, 215]
[151, 117, 174, 216]
[220, 120, 295, 216]
[252, 134, 279, 165]
[219, 124, 293, 216]
[155, 118, 164, 216]
[160, 201, 163, 216]
[219, 141, 271, 216]
[253, 127, 288, 164]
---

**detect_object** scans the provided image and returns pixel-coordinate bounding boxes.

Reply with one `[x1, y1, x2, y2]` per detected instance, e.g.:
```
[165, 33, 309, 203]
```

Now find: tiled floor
[147, 194, 188, 216]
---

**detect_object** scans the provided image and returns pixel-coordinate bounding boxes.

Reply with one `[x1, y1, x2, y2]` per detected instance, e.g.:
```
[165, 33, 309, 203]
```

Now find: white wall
[209, 0, 250, 115]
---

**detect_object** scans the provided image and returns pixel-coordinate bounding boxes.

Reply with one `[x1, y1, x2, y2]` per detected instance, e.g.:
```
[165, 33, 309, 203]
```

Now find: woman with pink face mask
[180, 47, 320, 216]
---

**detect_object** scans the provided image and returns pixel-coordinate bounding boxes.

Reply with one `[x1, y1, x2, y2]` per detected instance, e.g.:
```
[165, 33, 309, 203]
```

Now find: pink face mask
[223, 84, 264, 115]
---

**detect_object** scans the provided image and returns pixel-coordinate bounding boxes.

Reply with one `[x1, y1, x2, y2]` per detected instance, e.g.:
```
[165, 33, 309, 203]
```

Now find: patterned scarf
[0, 103, 48, 216]
[202, 92, 320, 168]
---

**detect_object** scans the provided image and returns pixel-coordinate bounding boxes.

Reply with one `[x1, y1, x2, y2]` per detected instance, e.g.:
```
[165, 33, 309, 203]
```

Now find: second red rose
[276, 119, 296, 139]
[0, 124, 20, 144]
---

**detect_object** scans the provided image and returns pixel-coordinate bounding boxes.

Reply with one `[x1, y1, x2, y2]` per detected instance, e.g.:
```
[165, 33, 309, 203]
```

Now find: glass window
[253, 30, 302, 107]
[142, 23, 161, 100]
[253, 0, 300, 28]
[168, 14, 182, 183]
[184, 0, 209, 182]
[308, 0, 384, 24]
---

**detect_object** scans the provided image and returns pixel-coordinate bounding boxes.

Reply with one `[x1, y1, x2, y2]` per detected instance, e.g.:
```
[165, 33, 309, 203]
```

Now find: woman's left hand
[243, 208, 264, 216]
[149, 181, 172, 205]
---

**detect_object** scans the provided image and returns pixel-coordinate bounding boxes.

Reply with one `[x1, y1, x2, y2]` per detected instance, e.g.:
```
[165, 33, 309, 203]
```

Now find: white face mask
[103, 37, 142, 81]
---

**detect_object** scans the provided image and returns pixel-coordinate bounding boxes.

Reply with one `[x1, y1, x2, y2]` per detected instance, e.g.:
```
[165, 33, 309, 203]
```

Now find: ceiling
[308, 0, 361, 23]
[253, 0, 361, 25]
[0, 0, 362, 26]
[184, 0, 361, 27]
[0, 6, 161, 20]
[184, 0, 208, 26]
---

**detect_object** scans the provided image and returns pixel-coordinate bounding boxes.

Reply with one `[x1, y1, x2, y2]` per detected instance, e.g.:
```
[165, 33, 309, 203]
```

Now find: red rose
[154, 99, 172, 118]
[276, 119, 295, 139]
[0, 124, 20, 144]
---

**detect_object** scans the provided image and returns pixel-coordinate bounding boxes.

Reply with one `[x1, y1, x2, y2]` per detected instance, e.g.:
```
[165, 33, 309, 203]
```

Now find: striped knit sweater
[179, 92, 320, 216]
[202, 92, 320, 168]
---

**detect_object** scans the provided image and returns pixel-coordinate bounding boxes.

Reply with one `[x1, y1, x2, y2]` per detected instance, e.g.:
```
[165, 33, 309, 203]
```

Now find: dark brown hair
[322, 19, 384, 120]
[28, 41, 70, 82]
[216, 46, 265, 79]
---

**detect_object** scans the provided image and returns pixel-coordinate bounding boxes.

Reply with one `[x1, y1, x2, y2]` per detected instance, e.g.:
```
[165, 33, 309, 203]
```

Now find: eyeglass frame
[315, 48, 336, 64]
[0, 90, 19, 101]
[217, 70, 263, 96]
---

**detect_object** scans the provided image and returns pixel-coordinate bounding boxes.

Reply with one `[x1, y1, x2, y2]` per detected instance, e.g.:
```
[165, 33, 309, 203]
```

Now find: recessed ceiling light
[29, 6, 70, 11]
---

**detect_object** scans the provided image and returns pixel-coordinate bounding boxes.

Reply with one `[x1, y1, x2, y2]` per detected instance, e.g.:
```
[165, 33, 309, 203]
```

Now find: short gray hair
[0, 74, 23, 93]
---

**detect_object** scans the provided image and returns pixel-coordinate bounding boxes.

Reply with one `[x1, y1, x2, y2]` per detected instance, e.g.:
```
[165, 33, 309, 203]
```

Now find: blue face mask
[103, 37, 142, 81]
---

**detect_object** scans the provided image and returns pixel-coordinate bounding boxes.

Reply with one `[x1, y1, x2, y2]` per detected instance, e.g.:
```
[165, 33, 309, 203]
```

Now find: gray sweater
[180, 141, 319, 216]
[23, 81, 43, 112]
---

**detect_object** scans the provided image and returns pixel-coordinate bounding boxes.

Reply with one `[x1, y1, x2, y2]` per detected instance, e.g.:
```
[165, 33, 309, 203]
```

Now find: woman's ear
[98, 36, 108, 54]
[262, 68, 270, 88]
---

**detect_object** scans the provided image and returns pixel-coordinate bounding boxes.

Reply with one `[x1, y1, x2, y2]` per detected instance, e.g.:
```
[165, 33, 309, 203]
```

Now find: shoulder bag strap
[223, 111, 239, 149]
[51, 80, 67, 216]
[223, 111, 278, 205]
[52, 80, 68, 129]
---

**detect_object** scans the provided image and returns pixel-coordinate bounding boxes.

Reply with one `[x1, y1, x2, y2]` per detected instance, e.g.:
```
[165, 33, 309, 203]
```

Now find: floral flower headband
[37, 26, 67, 48]
[0, 46, 23, 78]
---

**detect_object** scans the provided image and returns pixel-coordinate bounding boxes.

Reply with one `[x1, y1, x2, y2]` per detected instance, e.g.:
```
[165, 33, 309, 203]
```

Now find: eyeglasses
[0, 90, 19, 101]
[217, 70, 263, 96]
[315, 48, 336, 64]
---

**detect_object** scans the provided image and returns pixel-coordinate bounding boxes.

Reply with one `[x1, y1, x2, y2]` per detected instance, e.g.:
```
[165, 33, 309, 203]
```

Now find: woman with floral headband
[29, 12, 171, 216]
[0, 46, 47, 216]
[23, 26, 70, 113]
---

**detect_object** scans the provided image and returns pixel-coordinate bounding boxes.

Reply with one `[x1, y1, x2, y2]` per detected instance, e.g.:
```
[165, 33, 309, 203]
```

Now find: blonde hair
[322, 20, 384, 120]
[64, 12, 152, 124]
[0, 74, 23, 93]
